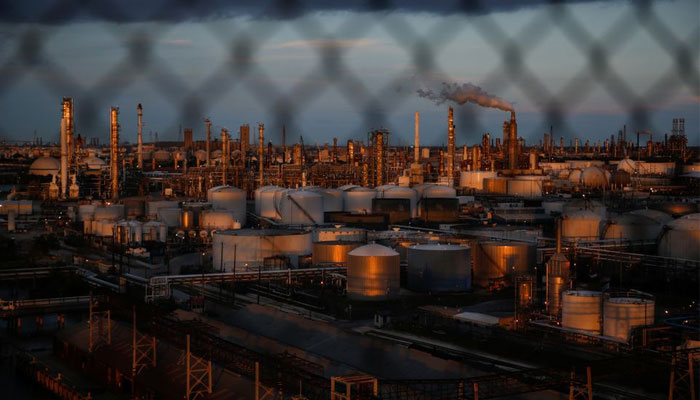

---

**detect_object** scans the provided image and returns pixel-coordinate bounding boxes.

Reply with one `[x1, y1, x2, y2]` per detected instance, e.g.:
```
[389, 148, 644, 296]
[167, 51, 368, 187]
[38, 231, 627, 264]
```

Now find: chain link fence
[0, 0, 698, 145]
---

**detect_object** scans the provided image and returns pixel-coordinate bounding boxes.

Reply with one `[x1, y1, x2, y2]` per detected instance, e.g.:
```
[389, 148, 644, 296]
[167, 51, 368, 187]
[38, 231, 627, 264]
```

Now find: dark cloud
[0, 0, 624, 24]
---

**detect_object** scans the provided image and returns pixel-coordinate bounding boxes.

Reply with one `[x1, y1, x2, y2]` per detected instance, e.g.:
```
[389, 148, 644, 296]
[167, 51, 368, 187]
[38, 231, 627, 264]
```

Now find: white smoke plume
[417, 82, 513, 112]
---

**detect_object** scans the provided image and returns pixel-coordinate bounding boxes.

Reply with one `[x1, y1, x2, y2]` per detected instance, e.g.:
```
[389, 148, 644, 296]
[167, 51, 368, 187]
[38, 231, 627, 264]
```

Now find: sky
[0, 0, 698, 148]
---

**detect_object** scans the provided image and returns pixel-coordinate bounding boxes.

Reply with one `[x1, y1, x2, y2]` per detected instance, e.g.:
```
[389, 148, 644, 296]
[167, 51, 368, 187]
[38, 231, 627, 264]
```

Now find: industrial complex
[0, 96, 698, 400]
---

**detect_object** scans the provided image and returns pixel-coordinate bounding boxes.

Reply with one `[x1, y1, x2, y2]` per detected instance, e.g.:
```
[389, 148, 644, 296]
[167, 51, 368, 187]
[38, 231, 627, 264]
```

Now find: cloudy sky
[0, 0, 697, 147]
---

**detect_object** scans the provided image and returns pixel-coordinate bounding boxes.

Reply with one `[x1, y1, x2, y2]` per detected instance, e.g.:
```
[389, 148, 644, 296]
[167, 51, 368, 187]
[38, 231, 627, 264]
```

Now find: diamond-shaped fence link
[0, 0, 697, 145]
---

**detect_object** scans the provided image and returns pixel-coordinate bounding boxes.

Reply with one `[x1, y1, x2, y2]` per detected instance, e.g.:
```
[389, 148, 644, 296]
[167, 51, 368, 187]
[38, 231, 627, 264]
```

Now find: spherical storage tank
[658, 213, 700, 260]
[346, 244, 400, 301]
[312, 241, 363, 265]
[473, 241, 536, 288]
[207, 186, 246, 226]
[277, 190, 324, 225]
[580, 166, 610, 188]
[407, 244, 471, 292]
[561, 210, 604, 241]
[212, 229, 312, 269]
[603, 296, 654, 342]
[29, 156, 60, 176]
[342, 187, 375, 213]
[561, 290, 602, 335]
[603, 213, 664, 241]
[567, 169, 582, 184]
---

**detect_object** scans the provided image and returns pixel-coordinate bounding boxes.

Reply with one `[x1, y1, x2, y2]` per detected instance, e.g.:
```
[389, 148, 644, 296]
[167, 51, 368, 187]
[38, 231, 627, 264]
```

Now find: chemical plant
[0, 97, 698, 400]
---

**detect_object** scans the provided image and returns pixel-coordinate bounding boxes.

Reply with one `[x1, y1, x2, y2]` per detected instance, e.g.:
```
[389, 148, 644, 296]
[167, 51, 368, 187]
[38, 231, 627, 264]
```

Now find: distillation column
[60, 117, 67, 198]
[62, 98, 74, 172]
[447, 107, 455, 182]
[221, 128, 228, 186]
[205, 119, 211, 167]
[508, 111, 518, 171]
[258, 124, 264, 187]
[137, 104, 143, 170]
[110, 107, 120, 200]
[414, 111, 420, 162]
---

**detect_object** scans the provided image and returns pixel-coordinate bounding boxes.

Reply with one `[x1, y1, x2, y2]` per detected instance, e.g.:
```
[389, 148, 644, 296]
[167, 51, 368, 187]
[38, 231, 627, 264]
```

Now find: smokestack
[508, 111, 518, 170]
[447, 107, 455, 181]
[221, 128, 228, 185]
[205, 119, 211, 167]
[137, 104, 143, 170]
[376, 131, 384, 187]
[574, 138, 579, 154]
[414, 111, 420, 162]
[556, 217, 562, 253]
[347, 140, 354, 165]
[258, 124, 264, 187]
[110, 107, 119, 200]
[60, 117, 67, 198]
[62, 98, 74, 172]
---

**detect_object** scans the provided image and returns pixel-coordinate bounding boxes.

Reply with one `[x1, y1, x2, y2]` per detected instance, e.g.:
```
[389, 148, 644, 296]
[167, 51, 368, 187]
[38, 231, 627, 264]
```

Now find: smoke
[417, 82, 513, 112]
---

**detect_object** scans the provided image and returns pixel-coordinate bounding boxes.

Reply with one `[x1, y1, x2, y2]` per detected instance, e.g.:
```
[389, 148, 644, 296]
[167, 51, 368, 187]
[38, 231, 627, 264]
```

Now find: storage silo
[212, 229, 312, 270]
[254, 185, 282, 217]
[483, 177, 508, 194]
[312, 241, 362, 265]
[376, 185, 418, 218]
[561, 210, 604, 241]
[143, 221, 167, 242]
[603, 213, 664, 241]
[603, 296, 655, 342]
[277, 190, 324, 225]
[207, 186, 247, 226]
[473, 241, 536, 288]
[407, 244, 471, 292]
[658, 213, 700, 260]
[459, 171, 498, 190]
[201, 210, 239, 231]
[506, 176, 548, 198]
[305, 187, 344, 213]
[346, 244, 400, 301]
[561, 290, 602, 335]
[342, 187, 376, 213]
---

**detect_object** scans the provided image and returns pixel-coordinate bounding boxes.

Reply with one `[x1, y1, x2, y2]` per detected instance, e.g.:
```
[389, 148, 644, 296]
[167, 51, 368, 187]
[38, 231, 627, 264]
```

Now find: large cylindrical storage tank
[483, 177, 508, 194]
[254, 186, 281, 216]
[652, 203, 698, 218]
[376, 186, 418, 218]
[561, 210, 604, 241]
[207, 186, 247, 226]
[346, 244, 400, 301]
[658, 213, 700, 260]
[212, 229, 313, 269]
[302, 187, 344, 213]
[603, 296, 655, 342]
[421, 185, 457, 199]
[157, 207, 181, 228]
[473, 241, 536, 288]
[561, 290, 602, 334]
[342, 187, 375, 213]
[201, 210, 238, 231]
[312, 241, 362, 265]
[562, 199, 606, 217]
[407, 244, 471, 292]
[313, 226, 367, 243]
[506, 176, 547, 198]
[459, 171, 498, 190]
[277, 190, 324, 225]
[143, 221, 167, 242]
[94, 204, 125, 221]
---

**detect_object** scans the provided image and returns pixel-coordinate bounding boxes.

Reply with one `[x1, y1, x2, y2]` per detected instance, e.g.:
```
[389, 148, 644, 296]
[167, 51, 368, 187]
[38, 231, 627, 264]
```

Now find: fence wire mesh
[0, 0, 698, 145]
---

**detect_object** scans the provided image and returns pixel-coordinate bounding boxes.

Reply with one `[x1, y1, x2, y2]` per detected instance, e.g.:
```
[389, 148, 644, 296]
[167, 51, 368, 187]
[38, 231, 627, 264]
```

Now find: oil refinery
[0, 95, 698, 400]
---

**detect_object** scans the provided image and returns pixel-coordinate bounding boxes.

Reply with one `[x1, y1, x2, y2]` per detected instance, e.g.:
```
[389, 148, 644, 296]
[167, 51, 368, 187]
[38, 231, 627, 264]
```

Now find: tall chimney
[447, 107, 455, 181]
[556, 217, 562, 253]
[137, 104, 143, 170]
[110, 107, 119, 200]
[205, 119, 211, 167]
[375, 131, 384, 187]
[221, 128, 228, 186]
[508, 111, 518, 171]
[258, 124, 264, 187]
[60, 117, 67, 198]
[414, 111, 420, 162]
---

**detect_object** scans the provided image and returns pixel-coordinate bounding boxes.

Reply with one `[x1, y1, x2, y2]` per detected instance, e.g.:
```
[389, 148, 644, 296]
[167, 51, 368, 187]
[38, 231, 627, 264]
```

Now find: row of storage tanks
[212, 224, 539, 301]
[561, 290, 655, 342]
[254, 184, 458, 224]
[543, 200, 700, 261]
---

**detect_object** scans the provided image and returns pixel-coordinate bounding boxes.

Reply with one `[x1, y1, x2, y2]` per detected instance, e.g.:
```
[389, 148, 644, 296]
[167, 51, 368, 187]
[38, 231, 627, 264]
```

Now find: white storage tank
[407, 244, 471, 292]
[658, 213, 700, 260]
[277, 190, 324, 225]
[346, 244, 400, 301]
[562, 199, 606, 217]
[342, 187, 376, 213]
[562, 210, 605, 241]
[421, 185, 457, 198]
[459, 171, 498, 190]
[627, 209, 672, 225]
[580, 166, 610, 188]
[157, 207, 181, 228]
[115, 220, 143, 244]
[303, 187, 344, 213]
[143, 221, 168, 242]
[212, 229, 313, 269]
[92, 219, 114, 237]
[313, 226, 367, 242]
[207, 186, 247, 226]
[376, 185, 418, 218]
[568, 169, 582, 184]
[603, 213, 664, 241]
[603, 296, 655, 342]
[255, 186, 283, 219]
[507, 176, 547, 198]
[561, 290, 602, 335]
[483, 177, 508, 194]
[94, 204, 125, 221]
[201, 210, 239, 231]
